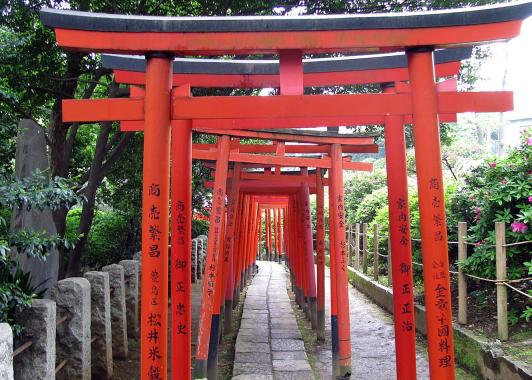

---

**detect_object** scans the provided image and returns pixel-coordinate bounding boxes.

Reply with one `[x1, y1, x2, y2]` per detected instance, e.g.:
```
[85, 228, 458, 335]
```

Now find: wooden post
[457, 222, 468, 325]
[362, 223, 369, 274]
[387, 236, 393, 287]
[495, 222, 508, 341]
[355, 223, 360, 270]
[373, 223, 379, 281]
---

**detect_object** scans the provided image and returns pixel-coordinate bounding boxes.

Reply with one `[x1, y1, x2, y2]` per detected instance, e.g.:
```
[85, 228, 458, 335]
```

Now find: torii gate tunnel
[40, 2, 532, 379]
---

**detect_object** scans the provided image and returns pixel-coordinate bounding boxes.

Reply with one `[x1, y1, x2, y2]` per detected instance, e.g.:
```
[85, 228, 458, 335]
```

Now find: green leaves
[0, 169, 83, 211]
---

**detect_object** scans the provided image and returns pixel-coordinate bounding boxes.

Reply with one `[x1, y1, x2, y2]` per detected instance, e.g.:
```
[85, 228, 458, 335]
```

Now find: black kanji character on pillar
[435, 298, 447, 310]
[149, 225, 161, 241]
[176, 201, 185, 212]
[435, 283, 447, 298]
[438, 324, 449, 337]
[148, 365, 161, 380]
[177, 322, 188, 335]
[431, 196, 441, 208]
[401, 283, 411, 294]
[148, 184, 160, 197]
[149, 205, 160, 220]
[148, 346, 162, 361]
[401, 303, 412, 314]
[149, 244, 160, 258]
[397, 198, 407, 209]
[147, 329, 159, 344]
[176, 281, 185, 292]
[439, 338, 450, 353]
[400, 262, 411, 274]
[151, 269, 160, 283]
[175, 259, 187, 271]
[433, 214, 442, 227]
[402, 320, 413, 332]
[147, 313, 161, 327]
[434, 231, 443, 242]
[176, 303, 186, 316]
[439, 355, 452, 368]
[429, 178, 440, 190]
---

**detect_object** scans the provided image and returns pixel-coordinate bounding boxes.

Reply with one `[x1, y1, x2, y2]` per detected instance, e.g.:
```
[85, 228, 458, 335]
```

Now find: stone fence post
[0, 323, 13, 380]
[102, 264, 128, 359]
[197, 238, 204, 279]
[191, 239, 198, 283]
[14, 299, 56, 379]
[50, 277, 91, 380]
[119, 260, 140, 339]
[84, 271, 113, 379]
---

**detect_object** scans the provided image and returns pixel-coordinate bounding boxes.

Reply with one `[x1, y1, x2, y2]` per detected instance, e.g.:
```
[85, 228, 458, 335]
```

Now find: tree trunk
[48, 52, 84, 279]
[65, 122, 112, 276]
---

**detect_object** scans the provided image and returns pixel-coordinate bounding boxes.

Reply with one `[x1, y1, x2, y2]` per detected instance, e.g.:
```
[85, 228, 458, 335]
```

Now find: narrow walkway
[232, 261, 313, 380]
[314, 267, 431, 380]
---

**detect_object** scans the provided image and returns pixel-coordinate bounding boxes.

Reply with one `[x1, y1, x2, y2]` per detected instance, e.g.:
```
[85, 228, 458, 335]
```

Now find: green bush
[0, 171, 81, 334]
[450, 130, 531, 281]
[345, 170, 387, 223]
[66, 208, 132, 269]
[353, 187, 388, 224]
[192, 219, 209, 238]
[449, 130, 531, 322]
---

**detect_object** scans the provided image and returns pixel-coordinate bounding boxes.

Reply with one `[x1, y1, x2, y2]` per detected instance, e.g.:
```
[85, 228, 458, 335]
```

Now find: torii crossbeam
[39, 3, 532, 379]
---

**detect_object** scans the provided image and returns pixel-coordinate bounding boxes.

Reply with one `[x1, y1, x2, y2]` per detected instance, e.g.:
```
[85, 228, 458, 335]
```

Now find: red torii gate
[196, 131, 377, 379]
[39, 3, 532, 379]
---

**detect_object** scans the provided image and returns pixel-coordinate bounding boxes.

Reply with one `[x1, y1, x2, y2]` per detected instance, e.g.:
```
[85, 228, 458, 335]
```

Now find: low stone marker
[0, 323, 13, 380]
[14, 299, 56, 379]
[191, 239, 198, 282]
[84, 271, 113, 379]
[50, 277, 91, 380]
[119, 260, 140, 338]
[102, 264, 128, 360]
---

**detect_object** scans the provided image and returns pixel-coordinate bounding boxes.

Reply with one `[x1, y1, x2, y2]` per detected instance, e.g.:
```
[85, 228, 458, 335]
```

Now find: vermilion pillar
[328, 178, 339, 377]
[315, 169, 326, 341]
[301, 181, 318, 329]
[194, 135, 230, 379]
[171, 117, 192, 380]
[141, 54, 173, 380]
[232, 194, 244, 300]
[407, 48, 456, 379]
[330, 144, 352, 378]
[208, 208, 226, 379]
[383, 84, 417, 380]
[266, 208, 272, 261]
[276, 208, 281, 262]
[223, 163, 242, 333]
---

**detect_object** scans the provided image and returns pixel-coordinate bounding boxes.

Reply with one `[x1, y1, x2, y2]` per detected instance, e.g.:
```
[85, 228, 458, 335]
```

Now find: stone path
[314, 267, 431, 380]
[232, 261, 313, 380]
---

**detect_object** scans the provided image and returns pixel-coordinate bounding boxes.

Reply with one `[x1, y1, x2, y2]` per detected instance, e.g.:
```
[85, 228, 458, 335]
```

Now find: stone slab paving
[314, 266, 431, 380]
[232, 261, 313, 380]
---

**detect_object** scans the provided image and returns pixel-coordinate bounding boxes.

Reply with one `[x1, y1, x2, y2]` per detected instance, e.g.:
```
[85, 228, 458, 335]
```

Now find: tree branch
[99, 133, 134, 180]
